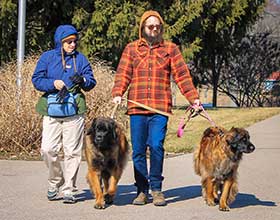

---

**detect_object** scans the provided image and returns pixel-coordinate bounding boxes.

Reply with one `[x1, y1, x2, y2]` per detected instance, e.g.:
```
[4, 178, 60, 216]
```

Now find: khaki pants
[41, 115, 85, 195]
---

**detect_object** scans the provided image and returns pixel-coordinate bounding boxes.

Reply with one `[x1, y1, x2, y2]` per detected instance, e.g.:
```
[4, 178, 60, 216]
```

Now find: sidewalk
[0, 114, 279, 220]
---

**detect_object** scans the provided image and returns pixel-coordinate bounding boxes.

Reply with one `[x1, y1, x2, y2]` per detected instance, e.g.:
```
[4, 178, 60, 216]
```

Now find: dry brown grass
[0, 55, 129, 160]
[0, 57, 42, 159]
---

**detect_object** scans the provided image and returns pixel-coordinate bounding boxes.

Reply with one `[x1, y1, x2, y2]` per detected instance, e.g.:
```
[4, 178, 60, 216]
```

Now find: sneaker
[151, 191, 166, 206]
[63, 193, 77, 204]
[132, 192, 148, 205]
[47, 187, 59, 201]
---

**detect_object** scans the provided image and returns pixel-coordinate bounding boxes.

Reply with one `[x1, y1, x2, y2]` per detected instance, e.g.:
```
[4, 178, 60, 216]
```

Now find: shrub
[0, 55, 128, 159]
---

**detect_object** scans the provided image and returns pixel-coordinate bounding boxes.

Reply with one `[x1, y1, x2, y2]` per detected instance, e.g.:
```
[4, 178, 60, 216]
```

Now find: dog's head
[86, 117, 118, 149]
[226, 127, 255, 154]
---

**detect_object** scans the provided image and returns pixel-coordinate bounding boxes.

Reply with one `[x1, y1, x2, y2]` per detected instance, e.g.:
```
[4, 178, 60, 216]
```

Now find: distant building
[265, 72, 280, 91]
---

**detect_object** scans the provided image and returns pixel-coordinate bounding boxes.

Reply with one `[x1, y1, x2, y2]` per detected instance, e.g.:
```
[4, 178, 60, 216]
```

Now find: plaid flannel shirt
[112, 39, 199, 115]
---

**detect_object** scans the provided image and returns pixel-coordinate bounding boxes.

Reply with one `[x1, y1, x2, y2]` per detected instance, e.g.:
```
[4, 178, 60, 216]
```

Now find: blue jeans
[130, 114, 168, 194]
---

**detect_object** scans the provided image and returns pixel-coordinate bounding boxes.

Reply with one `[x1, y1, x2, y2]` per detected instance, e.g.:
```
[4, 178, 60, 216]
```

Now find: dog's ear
[86, 118, 97, 135]
[226, 128, 246, 151]
[225, 134, 234, 146]
[86, 127, 92, 135]
[225, 128, 239, 146]
[111, 121, 118, 140]
[231, 128, 244, 142]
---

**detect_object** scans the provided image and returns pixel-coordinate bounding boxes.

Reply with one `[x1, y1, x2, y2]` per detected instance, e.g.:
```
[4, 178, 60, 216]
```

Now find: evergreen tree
[0, 0, 17, 66]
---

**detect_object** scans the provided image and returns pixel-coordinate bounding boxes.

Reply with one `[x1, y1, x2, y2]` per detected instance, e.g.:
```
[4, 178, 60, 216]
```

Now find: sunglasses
[65, 39, 77, 44]
[145, 24, 161, 31]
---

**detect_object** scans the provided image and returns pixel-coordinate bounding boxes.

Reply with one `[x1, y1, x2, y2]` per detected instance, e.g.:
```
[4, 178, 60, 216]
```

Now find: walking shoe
[132, 192, 148, 205]
[63, 193, 77, 204]
[151, 191, 166, 206]
[47, 187, 59, 201]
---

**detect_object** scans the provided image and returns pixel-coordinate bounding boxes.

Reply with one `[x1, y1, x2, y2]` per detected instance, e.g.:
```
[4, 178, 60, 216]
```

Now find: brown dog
[85, 117, 129, 209]
[194, 126, 255, 211]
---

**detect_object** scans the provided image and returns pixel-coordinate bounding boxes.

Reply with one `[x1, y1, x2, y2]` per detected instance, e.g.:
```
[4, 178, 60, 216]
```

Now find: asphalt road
[1, 114, 279, 220]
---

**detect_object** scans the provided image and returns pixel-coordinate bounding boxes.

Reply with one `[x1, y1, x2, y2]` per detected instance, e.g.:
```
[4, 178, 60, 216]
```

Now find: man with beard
[112, 10, 201, 206]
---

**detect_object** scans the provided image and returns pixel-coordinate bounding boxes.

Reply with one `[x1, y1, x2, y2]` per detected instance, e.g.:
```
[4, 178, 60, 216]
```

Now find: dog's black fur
[88, 117, 118, 150]
[85, 117, 129, 209]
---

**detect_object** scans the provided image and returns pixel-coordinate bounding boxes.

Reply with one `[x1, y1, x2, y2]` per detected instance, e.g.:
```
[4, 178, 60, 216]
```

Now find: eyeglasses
[65, 39, 77, 44]
[145, 24, 161, 31]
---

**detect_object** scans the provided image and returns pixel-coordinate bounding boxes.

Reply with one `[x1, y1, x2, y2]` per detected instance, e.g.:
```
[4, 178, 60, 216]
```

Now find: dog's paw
[205, 199, 216, 206]
[94, 202, 105, 209]
[104, 194, 114, 204]
[214, 198, 219, 204]
[219, 205, 230, 211]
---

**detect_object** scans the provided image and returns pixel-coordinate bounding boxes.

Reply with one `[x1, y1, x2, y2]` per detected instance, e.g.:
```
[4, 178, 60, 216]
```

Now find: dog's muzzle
[244, 143, 255, 153]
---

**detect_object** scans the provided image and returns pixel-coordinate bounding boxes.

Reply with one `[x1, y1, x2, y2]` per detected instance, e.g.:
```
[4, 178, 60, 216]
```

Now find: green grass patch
[164, 107, 280, 153]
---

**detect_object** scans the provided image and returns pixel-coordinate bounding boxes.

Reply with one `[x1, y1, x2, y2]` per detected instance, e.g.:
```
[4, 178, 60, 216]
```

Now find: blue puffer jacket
[32, 24, 96, 93]
[32, 25, 96, 116]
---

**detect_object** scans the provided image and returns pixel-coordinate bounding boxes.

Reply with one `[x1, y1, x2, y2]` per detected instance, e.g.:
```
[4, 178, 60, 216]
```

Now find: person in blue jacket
[32, 24, 96, 204]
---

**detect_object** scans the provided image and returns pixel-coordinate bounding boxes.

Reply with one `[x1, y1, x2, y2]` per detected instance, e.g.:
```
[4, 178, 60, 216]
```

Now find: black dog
[85, 117, 129, 209]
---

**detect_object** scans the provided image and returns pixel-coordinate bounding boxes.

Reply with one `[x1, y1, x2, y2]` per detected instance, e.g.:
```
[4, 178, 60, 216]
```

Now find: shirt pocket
[155, 50, 170, 70]
[132, 50, 147, 69]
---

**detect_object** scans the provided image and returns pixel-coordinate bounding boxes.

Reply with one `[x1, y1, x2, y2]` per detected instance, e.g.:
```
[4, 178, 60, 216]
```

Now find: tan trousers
[41, 115, 85, 196]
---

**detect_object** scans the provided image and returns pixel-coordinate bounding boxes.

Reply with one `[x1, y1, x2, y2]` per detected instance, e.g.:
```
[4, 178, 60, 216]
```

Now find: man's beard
[142, 31, 163, 45]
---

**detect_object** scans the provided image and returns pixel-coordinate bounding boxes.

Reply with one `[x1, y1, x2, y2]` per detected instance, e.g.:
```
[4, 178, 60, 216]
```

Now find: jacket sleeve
[112, 44, 133, 97]
[31, 52, 56, 93]
[170, 45, 199, 104]
[79, 55, 96, 91]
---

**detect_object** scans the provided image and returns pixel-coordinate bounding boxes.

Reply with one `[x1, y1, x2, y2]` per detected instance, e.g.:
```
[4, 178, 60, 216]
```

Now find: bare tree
[219, 32, 280, 107]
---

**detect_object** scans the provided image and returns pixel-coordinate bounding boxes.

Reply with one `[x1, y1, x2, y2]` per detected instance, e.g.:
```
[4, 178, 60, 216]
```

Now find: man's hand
[56, 86, 69, 103]
[193, 99, 201, 107]
[69, 74, 84, 85]
[192, 99, 203, 116]
[113, 96, 122, 104]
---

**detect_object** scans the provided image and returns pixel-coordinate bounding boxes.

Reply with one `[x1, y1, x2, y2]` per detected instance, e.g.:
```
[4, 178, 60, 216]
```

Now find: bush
[0, 55, 128, 160]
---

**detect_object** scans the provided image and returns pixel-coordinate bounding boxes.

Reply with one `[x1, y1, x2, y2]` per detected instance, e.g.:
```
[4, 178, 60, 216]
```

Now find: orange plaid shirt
[112, 39, 199, 115]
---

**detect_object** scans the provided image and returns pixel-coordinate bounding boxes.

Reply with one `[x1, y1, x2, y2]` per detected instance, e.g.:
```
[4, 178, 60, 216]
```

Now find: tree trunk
[211, 62, 218, 108]
[212, 83, 217, 107]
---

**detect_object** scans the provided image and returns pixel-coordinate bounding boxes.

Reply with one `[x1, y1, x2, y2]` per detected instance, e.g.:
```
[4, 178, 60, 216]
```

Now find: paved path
[1, 114, 280, 220]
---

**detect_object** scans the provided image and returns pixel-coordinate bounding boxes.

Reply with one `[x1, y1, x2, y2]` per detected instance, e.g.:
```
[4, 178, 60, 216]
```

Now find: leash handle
[122, 98, 172, 117]
[177, 104, 216, 137]
[177, 105, 193, 137]
[188, 104, 216, 126]
[110, 97, 172, 118]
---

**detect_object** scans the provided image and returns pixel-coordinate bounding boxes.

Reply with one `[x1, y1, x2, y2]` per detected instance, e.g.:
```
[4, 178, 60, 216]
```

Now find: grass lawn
[162, 107, 280, 154]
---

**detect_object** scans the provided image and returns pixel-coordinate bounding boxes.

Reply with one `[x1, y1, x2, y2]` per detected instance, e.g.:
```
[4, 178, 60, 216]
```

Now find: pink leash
[177, 104, 216, 137]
